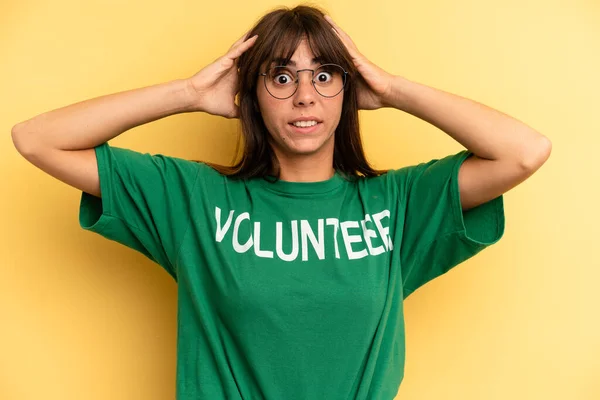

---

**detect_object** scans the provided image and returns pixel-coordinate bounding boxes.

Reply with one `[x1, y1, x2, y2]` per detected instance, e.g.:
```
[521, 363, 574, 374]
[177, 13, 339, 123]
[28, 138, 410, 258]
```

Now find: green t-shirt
[79, 142, 504, 400]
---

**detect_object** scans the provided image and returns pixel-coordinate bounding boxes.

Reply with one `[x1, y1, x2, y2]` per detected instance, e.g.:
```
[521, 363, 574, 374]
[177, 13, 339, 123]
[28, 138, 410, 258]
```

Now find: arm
[386, 76, 552, 211]
[10, 79, 198, 198]
[11, 32, 258, 198]
[11, 79, 197, 153]
[324, 15, 552, 211]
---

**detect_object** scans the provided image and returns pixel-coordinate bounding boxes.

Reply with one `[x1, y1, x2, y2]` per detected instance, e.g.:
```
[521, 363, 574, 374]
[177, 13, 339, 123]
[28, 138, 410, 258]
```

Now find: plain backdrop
[2, 0, 599, 399]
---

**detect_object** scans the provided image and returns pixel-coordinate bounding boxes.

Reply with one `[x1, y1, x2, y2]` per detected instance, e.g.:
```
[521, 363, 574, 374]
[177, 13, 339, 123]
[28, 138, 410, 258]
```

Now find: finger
[324, 15, 347, 38]
[226, 35, 258, 61]
[324, 15, 360, 55]
[229, 103, 240, 119]
[325, 16, 355, 48]
[229, 30, 251, 51]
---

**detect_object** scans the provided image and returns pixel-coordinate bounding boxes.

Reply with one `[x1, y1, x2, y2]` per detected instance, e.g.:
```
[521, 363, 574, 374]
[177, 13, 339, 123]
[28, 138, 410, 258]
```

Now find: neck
[273, 152, 335, 183]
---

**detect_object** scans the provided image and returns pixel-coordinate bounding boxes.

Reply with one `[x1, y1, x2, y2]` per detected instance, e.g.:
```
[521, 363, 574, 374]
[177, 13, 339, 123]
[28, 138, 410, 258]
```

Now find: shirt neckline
[256, 171, 346, 195]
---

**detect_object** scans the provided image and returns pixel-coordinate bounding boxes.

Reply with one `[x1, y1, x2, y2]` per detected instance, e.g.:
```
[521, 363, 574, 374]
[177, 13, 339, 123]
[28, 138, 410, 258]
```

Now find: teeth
[293, 120, 318, 128]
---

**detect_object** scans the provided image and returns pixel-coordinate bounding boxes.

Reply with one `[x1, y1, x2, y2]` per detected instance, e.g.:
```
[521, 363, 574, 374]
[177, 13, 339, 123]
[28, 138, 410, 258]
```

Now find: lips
[289, 116, 323, 124]
[288, 121, 321, 133]
[289, 121, 319, 128]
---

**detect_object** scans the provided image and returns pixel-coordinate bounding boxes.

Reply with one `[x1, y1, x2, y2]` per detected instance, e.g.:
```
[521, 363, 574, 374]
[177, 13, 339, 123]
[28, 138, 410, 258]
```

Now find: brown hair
[204, 4, 386, 180]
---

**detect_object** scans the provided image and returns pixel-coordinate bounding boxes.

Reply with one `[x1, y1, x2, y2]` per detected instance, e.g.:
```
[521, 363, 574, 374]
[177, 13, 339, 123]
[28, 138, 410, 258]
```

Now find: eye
[315, 71, 333, 83]
[271, 71, 295, 86]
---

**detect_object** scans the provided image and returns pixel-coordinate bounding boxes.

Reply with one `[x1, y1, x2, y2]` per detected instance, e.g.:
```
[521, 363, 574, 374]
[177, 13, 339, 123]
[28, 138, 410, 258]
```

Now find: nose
[292, 70, 317, 107]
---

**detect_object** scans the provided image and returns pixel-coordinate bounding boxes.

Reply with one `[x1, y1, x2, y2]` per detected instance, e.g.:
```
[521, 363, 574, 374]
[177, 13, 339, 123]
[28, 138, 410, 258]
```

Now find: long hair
[204, 4, 386, 180]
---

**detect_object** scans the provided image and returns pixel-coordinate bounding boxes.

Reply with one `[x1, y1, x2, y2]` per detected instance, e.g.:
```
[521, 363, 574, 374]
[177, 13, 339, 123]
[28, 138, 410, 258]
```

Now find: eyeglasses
[258, 63, 348, 99]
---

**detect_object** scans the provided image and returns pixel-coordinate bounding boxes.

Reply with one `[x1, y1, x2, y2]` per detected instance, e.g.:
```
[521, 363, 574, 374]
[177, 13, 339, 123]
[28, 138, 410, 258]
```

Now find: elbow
[11, 122, 25, 150]
[521, 134, 552, 172]
[11, 121, 38, 156]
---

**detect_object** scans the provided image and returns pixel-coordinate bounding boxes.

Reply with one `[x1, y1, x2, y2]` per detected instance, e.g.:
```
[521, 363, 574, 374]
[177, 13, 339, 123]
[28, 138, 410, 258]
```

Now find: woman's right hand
[186, 32, 258, 119]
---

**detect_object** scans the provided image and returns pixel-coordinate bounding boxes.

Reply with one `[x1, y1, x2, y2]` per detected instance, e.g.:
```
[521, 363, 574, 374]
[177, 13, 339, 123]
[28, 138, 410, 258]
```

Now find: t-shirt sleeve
[78, 142, 201, 280]
[396, 150, 505, 299]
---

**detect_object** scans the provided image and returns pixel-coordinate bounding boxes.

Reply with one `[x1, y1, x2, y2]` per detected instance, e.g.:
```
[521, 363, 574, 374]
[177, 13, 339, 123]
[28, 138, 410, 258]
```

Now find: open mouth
[288, 121, 322, 133]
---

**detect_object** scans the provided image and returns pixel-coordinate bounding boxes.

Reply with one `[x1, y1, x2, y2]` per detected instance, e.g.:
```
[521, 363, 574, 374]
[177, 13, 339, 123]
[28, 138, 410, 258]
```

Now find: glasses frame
[258, 63, 348, 100]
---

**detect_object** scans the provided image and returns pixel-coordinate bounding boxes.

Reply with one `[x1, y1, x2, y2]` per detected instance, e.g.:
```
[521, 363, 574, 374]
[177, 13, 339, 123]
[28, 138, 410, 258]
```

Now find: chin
[290, 146, 326, 156]
[281, 136, 333, 156]
[276, 143, 320, 157]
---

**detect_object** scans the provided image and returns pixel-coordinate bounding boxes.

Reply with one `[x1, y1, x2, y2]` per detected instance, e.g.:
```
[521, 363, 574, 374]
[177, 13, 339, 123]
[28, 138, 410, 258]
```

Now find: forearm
[387, 75, 550, 166]
[12, 78, 197, 153]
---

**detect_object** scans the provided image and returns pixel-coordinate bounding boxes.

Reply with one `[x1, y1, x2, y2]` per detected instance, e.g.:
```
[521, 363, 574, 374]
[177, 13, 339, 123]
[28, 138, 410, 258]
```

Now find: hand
[324, 15, 396, 110]
[186, 32, 258, 118]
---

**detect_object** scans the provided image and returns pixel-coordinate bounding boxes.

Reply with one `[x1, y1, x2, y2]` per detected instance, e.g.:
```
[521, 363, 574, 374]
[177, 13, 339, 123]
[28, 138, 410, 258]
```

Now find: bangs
[228, 5, 382, 180]
[262, 15, 351, 71]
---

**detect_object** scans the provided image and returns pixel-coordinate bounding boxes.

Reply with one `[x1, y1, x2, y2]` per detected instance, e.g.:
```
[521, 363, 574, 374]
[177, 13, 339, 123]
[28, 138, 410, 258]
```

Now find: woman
[11, 5, 551, 400]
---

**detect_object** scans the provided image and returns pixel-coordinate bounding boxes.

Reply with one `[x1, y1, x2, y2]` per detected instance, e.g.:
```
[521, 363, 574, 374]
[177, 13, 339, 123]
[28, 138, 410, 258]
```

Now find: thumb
[228, 104, 240, 119]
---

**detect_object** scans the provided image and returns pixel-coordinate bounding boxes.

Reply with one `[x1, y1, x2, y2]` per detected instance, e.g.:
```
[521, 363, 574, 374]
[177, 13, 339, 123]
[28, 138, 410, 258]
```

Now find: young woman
[11, 5, 551, 400]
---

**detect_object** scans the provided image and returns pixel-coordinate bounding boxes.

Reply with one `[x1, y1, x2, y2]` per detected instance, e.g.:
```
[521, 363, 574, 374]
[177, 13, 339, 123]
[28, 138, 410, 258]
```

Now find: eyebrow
[271, 56, 325, 66]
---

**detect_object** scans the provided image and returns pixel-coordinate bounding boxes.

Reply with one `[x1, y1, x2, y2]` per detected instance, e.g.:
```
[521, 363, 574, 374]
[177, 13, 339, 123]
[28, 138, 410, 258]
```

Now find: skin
[322, 15, 551, 211]
[256, 39, 343, 182]
[190, 15, 550, 205]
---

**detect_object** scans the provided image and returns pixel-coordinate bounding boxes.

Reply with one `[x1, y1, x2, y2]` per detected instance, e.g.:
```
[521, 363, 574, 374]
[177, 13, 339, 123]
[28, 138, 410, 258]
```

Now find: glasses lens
[265, 66, 297, 99]
[264, 64, 346, 99]
[313, 64, 345, 97]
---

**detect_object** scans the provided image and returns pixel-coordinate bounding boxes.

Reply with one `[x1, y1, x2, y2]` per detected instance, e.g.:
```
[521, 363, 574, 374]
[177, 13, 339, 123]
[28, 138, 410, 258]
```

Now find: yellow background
[2, 0, 599, 398]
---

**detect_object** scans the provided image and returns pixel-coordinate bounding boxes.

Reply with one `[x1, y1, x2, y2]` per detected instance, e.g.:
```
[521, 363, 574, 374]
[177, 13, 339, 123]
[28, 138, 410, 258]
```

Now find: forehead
[265, 38, 328, 68]
[270, 57, 325, 67]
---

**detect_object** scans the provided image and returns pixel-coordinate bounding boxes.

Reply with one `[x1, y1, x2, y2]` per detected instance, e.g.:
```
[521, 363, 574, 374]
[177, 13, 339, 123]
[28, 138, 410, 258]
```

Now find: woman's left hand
[324, 15, 396, 110]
